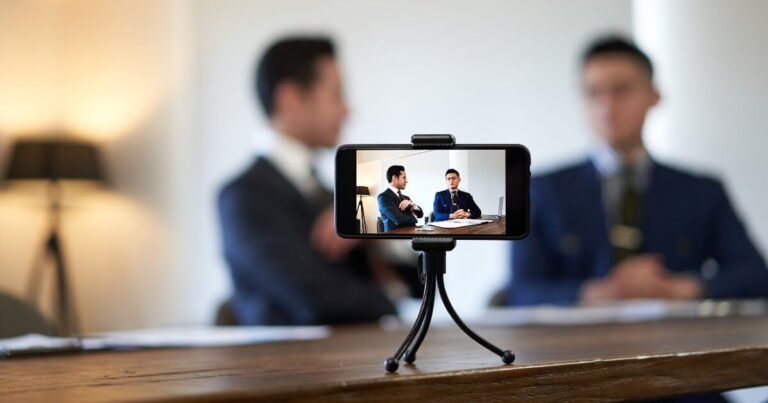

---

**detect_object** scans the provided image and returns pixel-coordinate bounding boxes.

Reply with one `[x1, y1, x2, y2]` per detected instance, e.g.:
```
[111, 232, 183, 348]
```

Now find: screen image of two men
[356, 149, 505, 235]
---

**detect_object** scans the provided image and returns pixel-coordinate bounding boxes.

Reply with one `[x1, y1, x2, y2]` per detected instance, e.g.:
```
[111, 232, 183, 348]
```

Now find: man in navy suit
[433, 169, 481, 221]
[377, 165, 424, 232]
[508, 36, 768, 307]
[218, 37, 420, 325]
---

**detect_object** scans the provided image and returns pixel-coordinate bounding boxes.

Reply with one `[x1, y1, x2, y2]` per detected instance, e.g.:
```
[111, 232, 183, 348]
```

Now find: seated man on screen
[507, 36, 768, 306]
[433, 168, 482, 221]
[377, 165, 423, 232]
[218, 37, 421, 326]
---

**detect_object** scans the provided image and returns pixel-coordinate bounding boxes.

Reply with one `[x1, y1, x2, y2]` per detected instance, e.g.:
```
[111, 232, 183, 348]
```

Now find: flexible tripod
[384, 237, 514, 372]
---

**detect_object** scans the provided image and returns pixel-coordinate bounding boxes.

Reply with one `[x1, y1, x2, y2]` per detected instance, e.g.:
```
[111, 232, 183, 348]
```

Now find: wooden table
[387, 217, 506, 235]
[2, 316, 768, 402]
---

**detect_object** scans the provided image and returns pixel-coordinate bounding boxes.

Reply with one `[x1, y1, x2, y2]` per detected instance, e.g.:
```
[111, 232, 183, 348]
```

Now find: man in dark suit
[377, 165, 424, 232]
[218, 37, 419, 325]
[508, 36, 768, 307]
[433, 168, 481, 221]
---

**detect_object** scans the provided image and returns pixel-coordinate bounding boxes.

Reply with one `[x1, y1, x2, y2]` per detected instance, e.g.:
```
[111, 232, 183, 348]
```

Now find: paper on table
[82, 325, 331, 350]
[471, 299, 768, 327]
[428, 219, 493, 229]
[0, 334, 81, 357]
[1, 326, 330, 357]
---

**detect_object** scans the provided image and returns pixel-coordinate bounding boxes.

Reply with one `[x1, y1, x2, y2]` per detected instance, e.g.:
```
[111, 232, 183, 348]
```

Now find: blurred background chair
[487, 288, 509, 308]
[214, 298, 239, 326]
[0, 291, 58, 338]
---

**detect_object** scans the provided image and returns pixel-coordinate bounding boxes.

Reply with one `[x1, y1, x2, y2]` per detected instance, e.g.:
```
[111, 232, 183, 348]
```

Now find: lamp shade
[356, 186, 370, 196]
[4, 140, 105, 182]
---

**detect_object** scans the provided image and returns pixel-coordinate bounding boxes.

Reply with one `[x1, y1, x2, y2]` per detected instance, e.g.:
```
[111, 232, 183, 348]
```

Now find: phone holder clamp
[411, 134, 456, 149]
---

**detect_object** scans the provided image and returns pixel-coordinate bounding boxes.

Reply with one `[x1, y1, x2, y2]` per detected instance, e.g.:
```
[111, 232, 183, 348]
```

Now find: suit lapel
[254, 158, 324, 221]
[387, 188, 399, 201]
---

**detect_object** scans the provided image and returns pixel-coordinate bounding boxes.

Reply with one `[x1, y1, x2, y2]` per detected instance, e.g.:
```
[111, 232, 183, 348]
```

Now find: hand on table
[580, 254, 703, 303]
[449, 209, 470, 219]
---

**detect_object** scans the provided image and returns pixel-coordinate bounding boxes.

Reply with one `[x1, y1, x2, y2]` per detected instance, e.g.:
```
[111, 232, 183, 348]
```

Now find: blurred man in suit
[377, 165, 423, 232]
[218, 37, 419, 325]
[433, 168, 481, 221]
[508, 36, 768, 306]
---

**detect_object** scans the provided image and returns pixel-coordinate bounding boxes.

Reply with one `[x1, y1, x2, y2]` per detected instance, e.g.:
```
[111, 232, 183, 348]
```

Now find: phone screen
[335, 144, 530, 240]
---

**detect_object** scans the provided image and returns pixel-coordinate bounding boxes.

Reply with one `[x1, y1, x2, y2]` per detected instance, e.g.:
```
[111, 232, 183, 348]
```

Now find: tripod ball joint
[501, 350, 515, 364]
[384, 357, 399, 373]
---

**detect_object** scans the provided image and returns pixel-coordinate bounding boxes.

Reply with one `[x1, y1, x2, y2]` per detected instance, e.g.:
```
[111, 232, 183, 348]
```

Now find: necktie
[611, 165, 644, 265]
[397, 190, 403, 200]
[451, 191, 459, 213]
[308, 165, 333, 209]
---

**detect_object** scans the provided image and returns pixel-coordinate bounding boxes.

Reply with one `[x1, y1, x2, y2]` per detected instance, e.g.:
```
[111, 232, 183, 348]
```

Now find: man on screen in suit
[506, 36, 768, 310]
[433, 168, 481, 221]
[377, 165, 424, 232]
[218, 37, 420, 326]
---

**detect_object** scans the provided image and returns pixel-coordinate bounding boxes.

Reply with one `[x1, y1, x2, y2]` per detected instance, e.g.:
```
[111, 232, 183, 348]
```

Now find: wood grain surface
[2, 316, 768, 402]
[386, 217, 506, 235]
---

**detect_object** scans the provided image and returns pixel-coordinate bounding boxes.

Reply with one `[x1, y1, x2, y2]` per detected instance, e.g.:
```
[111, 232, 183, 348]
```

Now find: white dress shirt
[265, 131, 321, 199]
[387, 185, 401, 198]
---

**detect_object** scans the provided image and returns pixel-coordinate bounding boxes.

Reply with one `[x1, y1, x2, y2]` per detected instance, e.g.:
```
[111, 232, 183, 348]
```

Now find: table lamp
[355, 186, 370, 234]
[4, 139, 106, 335]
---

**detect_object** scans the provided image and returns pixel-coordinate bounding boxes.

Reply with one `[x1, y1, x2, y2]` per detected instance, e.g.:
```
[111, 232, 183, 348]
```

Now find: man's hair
[254, 37, 335, 117]
[386, 165, 405, 183]
[445, 168, 460, 177]
[582, 35, 654, 80]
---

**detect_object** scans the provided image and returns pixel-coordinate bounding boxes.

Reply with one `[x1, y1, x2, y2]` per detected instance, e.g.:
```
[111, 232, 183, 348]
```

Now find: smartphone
[335, 143, 530, 239]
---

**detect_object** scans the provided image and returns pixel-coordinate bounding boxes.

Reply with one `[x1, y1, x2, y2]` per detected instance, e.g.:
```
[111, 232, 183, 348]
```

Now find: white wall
[466, 150, 507, 217]
[194, 0, 633, 315]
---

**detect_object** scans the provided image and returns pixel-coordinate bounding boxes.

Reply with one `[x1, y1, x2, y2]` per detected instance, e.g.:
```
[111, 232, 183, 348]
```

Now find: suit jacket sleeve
[407, 196, 424, 218]
[378, 192, 418, 227]
[508, 178, 583, 305]
[466, 193, 481, 218]
[700, 179, 768, 298]
[219, 184, 397, 325]
[433, 192, 450, 221]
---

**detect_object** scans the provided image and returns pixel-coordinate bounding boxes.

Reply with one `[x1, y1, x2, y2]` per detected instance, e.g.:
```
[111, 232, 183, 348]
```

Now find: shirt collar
[388, 185, 401, 196]
[590, 142, 653, 191]
[590, 142, 651, 177]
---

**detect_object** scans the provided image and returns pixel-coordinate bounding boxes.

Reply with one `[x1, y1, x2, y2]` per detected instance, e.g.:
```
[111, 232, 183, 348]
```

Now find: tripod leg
[437, 273, 515, 365]
[384, 276, 432, 373]
[404, 273, 436, 364]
